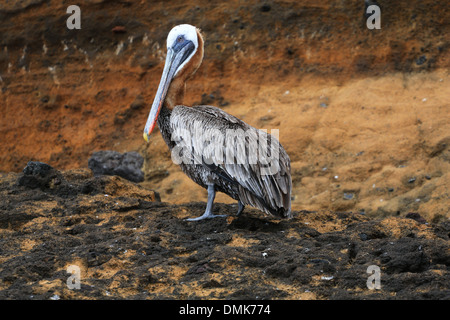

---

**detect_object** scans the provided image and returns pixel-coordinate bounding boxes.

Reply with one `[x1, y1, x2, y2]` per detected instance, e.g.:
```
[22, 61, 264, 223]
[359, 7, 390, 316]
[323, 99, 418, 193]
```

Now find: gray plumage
[157, 104, 292, 218]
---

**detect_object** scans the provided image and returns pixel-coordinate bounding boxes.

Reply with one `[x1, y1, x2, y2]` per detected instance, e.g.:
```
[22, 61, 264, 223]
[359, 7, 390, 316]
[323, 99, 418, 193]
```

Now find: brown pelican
[143, 24, 292, 221]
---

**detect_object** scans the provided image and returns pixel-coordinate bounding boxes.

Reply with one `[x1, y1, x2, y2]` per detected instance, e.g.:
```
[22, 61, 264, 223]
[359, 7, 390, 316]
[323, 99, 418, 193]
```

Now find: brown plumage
[143, 24, 292, 220]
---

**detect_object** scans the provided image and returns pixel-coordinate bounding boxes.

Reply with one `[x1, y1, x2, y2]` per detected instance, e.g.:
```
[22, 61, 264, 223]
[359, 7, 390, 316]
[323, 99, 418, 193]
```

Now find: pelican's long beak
[143, 49, 176, 143]
[143, 40, 195, 143]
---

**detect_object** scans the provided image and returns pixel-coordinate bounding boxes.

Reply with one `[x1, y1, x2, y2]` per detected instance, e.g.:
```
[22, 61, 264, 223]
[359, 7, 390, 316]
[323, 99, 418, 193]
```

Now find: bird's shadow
[181, 202, 291, 233]
[228, 214, 288, 233]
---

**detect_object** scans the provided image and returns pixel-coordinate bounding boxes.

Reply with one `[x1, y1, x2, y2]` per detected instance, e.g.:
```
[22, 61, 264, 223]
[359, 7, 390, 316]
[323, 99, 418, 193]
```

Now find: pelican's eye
[177, 35, 184, 43]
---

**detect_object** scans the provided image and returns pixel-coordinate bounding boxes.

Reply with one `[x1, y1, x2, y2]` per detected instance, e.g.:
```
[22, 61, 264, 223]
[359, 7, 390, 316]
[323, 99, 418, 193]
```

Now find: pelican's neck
[157, 103, 175, 149]
[158, 78, 184, 149]
[163, 28, 204, 110]
[164, 77, 186, 109]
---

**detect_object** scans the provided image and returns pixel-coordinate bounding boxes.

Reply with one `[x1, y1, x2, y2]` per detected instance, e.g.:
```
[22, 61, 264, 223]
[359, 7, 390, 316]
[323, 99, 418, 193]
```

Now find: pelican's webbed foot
[185, 184, 227, 221]
[185, 212, 227, 221]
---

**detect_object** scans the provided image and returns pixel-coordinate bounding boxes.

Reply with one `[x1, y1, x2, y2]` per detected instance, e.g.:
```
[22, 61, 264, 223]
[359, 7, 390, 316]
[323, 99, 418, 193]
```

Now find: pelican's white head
[143, 24, 203, 142]
[166, 24, 199, 76]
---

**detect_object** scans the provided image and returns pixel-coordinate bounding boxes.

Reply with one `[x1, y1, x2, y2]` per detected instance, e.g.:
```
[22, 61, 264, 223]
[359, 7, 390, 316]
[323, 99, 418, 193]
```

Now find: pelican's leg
[236, 200, 245, 216]
[185, 184, 227, 221]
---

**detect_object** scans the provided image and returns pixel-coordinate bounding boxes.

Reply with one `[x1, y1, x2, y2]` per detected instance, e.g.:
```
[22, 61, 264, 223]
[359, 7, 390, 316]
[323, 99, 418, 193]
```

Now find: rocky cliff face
[1, 0, 449, 219]
[0, 0, 449, 299]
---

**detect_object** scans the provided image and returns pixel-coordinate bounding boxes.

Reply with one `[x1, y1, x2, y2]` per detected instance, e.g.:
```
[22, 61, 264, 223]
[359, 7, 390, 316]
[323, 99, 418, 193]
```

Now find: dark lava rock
[260, 4, 271, 12]
[380, 238, 430, 274]
[416, 55, 427, 65]
[88, 150, 144, 183]
[1, 169, 449, 300]
[408, 177, 416, 183]
[406, 212, 427, 224]
[18, 161, 65, 190]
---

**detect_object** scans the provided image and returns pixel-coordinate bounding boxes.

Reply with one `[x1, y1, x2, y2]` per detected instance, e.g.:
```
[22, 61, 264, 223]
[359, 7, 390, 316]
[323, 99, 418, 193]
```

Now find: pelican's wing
[170, 105, 292, 218]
